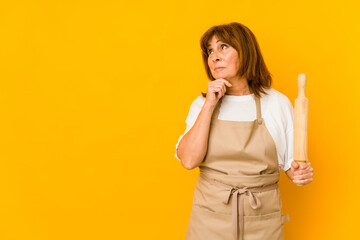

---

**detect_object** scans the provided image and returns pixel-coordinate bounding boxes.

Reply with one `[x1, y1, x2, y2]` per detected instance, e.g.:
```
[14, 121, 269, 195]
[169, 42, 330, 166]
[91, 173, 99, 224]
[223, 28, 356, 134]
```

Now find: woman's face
[207, 35, 240, 81]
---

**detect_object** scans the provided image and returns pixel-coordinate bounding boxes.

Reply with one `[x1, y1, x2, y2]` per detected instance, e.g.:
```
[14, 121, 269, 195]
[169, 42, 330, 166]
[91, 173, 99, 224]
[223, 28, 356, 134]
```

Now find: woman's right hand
[205, 78, 232, 107]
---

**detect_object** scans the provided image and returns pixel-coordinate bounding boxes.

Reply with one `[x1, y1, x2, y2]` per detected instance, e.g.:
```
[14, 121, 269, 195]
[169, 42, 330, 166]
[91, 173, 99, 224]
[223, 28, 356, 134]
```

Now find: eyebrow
[207, 40, 222, 48]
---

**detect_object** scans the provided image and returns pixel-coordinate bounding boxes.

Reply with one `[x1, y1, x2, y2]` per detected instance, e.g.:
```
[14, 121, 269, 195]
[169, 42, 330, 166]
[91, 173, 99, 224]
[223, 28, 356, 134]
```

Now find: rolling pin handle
[298, 73, 307, 97]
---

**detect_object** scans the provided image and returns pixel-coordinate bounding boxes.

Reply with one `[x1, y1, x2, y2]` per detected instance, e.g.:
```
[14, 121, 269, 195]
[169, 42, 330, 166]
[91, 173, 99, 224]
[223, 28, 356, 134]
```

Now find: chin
[213, 73, 224, 78]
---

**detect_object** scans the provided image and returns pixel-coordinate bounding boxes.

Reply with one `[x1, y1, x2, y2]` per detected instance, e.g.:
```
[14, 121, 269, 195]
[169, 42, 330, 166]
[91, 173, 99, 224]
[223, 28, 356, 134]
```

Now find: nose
[211, 52, 221, 62]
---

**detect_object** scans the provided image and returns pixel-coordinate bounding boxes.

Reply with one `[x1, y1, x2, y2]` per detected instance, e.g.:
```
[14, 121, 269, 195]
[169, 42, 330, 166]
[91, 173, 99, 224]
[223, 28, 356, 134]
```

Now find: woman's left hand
[291, 161, 313, 185]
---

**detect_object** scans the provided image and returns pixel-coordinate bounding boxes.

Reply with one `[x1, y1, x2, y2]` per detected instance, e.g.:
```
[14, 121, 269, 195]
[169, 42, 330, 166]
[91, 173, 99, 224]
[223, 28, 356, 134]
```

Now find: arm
[282, 95, 296, 182]
[177, 102, 216, 170]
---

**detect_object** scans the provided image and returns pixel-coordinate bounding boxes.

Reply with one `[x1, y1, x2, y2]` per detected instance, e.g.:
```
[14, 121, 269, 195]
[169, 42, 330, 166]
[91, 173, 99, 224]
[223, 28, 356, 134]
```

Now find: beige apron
[185, 95, 290, 240]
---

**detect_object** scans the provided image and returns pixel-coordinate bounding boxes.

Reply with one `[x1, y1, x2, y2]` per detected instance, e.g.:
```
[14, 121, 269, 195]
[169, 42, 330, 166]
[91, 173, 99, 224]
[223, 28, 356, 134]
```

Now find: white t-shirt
[175, 88, 294, 172]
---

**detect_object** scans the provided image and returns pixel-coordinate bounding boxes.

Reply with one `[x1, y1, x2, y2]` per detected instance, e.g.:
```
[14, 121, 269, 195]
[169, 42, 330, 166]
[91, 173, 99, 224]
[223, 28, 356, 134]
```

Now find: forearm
[177, 103, 215, 170]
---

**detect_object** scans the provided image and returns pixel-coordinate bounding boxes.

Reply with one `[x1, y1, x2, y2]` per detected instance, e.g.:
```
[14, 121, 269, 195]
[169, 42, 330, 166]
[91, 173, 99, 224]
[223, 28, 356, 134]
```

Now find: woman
[175, 22, 314, 240]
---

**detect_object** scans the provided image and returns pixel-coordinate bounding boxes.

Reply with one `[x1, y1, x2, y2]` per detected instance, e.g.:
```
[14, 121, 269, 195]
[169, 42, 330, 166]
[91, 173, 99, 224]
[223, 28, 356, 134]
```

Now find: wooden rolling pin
[294, 74, 308, 186]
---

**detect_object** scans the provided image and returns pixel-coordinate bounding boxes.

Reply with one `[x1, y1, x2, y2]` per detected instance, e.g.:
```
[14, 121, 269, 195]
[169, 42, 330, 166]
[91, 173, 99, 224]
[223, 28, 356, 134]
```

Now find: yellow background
[0, 0, 359, 239]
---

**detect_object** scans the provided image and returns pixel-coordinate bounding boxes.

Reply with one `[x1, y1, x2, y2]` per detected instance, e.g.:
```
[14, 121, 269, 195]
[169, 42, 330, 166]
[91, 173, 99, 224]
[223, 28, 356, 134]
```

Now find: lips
[215, 67, 225, 71]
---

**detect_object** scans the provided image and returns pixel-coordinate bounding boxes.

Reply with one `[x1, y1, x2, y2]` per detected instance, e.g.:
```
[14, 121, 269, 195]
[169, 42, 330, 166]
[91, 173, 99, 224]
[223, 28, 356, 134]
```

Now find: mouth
[214, 67, 225, 71]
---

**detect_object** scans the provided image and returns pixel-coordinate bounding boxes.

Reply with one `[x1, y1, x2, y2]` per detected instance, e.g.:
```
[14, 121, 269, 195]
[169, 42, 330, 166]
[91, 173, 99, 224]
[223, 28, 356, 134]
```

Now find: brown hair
[200, 22, 272, 98]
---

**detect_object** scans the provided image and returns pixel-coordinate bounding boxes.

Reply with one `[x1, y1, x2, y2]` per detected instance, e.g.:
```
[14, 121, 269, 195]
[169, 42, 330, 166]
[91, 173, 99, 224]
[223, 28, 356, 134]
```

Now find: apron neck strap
[211, 95, 263, 124]
[254, 95, 263, 124]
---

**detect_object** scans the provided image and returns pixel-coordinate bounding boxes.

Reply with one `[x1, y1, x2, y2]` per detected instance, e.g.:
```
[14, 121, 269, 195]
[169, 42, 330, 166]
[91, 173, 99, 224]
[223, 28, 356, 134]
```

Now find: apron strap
[282, 213, 290, 224]
[254, 95, 263, 124]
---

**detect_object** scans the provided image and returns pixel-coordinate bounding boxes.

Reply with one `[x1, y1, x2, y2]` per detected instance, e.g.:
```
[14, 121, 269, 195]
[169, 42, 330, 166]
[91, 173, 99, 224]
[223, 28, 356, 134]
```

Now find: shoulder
[261, 88, 293, 110]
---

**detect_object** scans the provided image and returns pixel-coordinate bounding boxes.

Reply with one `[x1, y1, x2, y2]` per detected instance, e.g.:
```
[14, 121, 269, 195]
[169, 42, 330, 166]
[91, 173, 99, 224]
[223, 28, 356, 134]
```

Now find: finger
[307, 162, 312, 169]
[215, 86, 222, 93]
[293, 166, 313, 176]
[293, 177, 313, 185]
[299, 163, 308, 169]
[293, 171, 313, 180]
[208, 83, 223, 91]
[215, 79, 232, 87]
[300, 163, 311, 171]
[220, 86, 226, 98]
[209, 86, 221, 93]
[217, 89, 223, 99]
[292, 161, 299, 168]
[214, 87, 223, 98]
[291, 161, 299, 172]
[211, 82, 228, 89]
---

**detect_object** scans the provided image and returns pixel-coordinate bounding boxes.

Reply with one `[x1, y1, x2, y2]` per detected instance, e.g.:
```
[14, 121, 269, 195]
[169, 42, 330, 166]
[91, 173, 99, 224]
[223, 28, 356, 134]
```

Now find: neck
[225, 77, 253, 96]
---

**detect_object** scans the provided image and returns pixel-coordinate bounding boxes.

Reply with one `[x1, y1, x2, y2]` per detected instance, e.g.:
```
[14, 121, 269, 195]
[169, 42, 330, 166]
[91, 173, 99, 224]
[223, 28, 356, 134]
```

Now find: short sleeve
[174, 96, 205, 161]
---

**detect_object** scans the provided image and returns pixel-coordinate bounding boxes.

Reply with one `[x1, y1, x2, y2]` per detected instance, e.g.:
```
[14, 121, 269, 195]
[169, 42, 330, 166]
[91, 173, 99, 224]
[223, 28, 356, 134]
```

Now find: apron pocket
[186, 205, 233, 240]
[193, 203, 216, 213]
[243, 210, 284, 240]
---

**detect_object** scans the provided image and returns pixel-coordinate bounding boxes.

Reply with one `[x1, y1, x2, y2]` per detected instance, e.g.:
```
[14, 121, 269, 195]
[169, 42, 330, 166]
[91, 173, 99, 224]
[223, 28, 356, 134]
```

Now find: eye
[207, 44, 228, 55]
[221, 44, 228, 50]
